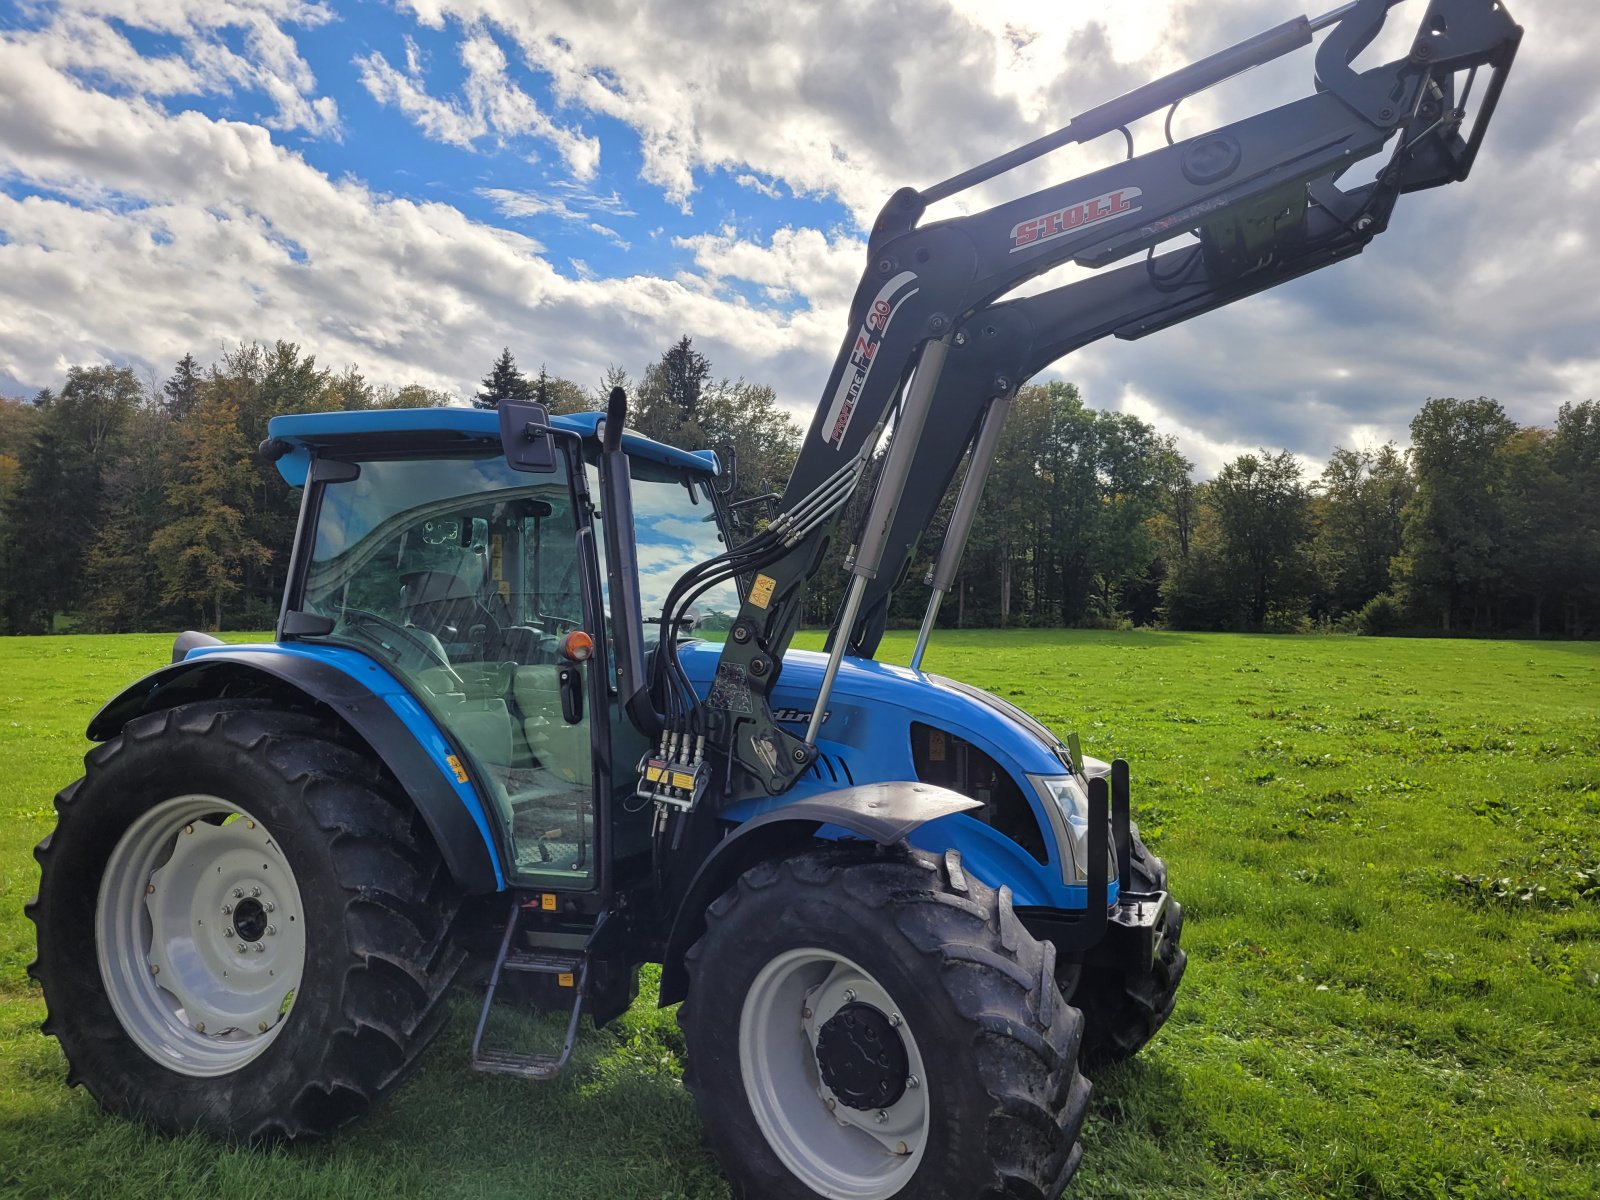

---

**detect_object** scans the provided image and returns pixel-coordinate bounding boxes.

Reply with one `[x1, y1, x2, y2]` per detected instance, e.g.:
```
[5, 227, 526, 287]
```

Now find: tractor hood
[676, 642, 1072, 780]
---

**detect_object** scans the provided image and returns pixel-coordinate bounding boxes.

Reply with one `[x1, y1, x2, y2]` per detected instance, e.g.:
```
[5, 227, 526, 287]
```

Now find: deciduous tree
[1393, 397, 1517, 631]
[1313, 443, 1413, 619]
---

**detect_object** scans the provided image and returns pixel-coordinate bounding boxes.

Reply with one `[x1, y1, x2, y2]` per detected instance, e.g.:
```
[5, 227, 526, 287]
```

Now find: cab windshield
[618, 458, 740, 635]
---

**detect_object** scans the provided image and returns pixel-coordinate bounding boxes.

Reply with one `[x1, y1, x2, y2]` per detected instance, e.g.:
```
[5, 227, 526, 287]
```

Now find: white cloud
[674, 224, 863, 313]
[393, 0, 1029, 217]
[735, 173, 781, 199]
[478, 185, 635, 224]
[355, 50, 484, 148]
[587, 222, 629, 250]
[8, 0, 341, 137]
[356, 28, 599, 178]
[479, 188, 582, 221]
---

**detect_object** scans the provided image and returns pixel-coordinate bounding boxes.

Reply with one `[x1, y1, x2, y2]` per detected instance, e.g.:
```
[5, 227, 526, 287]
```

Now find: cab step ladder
[471, 900, 588, 1079]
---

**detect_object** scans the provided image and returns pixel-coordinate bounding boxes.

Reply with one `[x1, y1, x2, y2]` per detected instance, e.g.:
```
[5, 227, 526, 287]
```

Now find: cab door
[295, 449, 604, 890]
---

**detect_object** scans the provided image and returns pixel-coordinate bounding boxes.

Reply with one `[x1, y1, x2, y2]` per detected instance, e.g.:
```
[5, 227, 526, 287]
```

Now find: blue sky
[0, 0, 1591, 474]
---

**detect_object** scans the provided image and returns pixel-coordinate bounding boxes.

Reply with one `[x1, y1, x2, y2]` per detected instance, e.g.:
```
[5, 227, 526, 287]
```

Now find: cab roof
[266, 407, 720, 486]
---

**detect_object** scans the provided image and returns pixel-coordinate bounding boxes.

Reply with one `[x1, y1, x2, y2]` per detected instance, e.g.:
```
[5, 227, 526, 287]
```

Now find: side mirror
[498, 400, 557, 473]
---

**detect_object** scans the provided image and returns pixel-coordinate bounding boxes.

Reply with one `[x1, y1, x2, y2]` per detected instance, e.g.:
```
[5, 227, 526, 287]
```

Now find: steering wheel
[340, 607, 463, 685]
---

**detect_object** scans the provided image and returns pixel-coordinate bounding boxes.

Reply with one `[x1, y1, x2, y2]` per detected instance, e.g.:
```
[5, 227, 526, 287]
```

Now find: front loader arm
[836, 0, 1522, 661]
[837, 160, 1393, 660]
[661, 0, 1519, 806]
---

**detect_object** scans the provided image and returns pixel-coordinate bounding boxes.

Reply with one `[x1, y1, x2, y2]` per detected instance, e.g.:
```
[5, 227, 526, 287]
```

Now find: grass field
[2, 630, 1598, 1199]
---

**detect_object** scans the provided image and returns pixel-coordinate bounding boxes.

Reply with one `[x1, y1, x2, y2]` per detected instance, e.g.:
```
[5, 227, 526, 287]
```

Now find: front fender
[657, 781, 979, 1005]
[88, 643, 505, 893]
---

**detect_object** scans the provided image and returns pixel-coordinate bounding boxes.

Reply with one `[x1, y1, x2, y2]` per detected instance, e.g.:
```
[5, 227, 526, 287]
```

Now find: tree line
[916, 385, 1598, 639]
[0, 339, 1594, 638]
[0, 339, 798, 633]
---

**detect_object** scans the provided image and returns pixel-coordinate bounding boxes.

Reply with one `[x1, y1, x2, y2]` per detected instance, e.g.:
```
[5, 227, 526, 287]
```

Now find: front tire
[27, 701, 463, 1140]
[680, 846, 1091, 1200]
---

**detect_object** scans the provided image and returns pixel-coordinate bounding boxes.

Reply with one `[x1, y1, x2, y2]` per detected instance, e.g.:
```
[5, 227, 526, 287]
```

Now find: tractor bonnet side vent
[806, 751, 856, 787]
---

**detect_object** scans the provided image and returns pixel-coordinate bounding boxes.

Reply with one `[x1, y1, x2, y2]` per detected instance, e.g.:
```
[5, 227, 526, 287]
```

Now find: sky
[0, 0, 1591, 476]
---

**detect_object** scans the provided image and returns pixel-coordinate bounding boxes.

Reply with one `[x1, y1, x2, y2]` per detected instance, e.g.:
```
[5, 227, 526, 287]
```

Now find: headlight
[1028, 774, 1088, 883]
[1033, 775, 1086, 823]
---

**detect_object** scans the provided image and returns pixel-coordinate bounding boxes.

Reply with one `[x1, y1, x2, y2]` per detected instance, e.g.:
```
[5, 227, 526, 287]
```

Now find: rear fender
[87, 644, 505, 893]
[657, 782, 979, 1005]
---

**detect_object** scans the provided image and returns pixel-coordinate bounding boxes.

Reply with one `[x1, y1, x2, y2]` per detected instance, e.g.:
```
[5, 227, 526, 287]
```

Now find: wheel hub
[815, 1002, 908, 1111]
[739, 948, 930, 1200]
[232, 896, 269, 942]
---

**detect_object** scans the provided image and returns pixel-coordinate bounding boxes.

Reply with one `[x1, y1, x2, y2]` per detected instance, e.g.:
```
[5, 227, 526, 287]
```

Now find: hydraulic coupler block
[635, 731, 709, 812]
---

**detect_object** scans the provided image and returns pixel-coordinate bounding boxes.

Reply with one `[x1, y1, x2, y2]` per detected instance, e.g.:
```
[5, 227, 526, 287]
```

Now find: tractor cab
[265, 407, 734, 893]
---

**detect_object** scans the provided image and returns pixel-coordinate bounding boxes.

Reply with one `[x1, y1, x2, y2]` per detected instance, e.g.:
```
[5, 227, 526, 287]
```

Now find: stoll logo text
[1009, 187, 1143, 252]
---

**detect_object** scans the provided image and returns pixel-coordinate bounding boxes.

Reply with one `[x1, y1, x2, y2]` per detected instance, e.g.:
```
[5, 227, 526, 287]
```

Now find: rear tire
[1067, 828, 1187, 1069]
[680, 846, 1091, 1200]
[27, 701, 463, 1141]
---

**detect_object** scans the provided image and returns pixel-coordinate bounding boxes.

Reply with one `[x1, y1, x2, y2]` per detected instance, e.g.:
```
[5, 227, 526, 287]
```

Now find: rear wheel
[680, 846, 1091, 1200]
[27, 701, 463, 1140]
[1064, 828, 1187, 1069]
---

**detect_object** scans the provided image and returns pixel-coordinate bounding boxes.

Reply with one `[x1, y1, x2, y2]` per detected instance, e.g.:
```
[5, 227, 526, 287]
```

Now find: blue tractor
[29, 4, 1517, 1196]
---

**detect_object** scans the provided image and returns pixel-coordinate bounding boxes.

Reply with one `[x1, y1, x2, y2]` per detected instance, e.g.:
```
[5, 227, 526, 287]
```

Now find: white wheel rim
[96, 795, 307, 1077]
[740, 948, 929, 1200]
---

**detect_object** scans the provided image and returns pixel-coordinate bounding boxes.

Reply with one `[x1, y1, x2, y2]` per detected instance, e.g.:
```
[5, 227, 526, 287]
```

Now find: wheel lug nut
[907, 1074, 920, 1089]
[889, 1012, 901, 1026]
[843, 988, 857, 1002]
[876, 1109, 889, 1124]
[224, 927, 235, 939]
[265, 925, 277, 936]
[263, 901, 275, 913]
[237, 943, 247, 952]
[254, 943, 265, 953]
[251, 887, 262, 898]
[221, 903, 233, 915]
[233, 888, 244, 899]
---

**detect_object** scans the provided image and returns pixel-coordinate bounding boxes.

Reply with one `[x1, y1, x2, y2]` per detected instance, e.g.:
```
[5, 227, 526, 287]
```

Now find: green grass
[3, 630, 1598, 1198]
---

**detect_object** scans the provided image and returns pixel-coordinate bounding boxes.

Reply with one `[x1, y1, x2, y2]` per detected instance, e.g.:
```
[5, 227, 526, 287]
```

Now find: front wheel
[680, 847, 1091, 1200]
[27, 701, 463, 1141]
